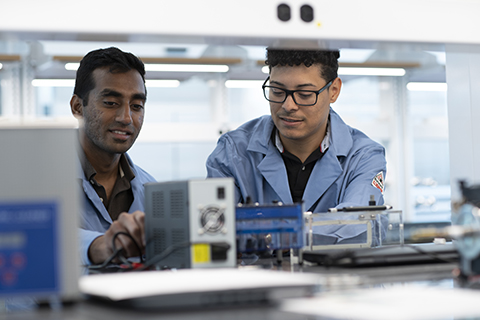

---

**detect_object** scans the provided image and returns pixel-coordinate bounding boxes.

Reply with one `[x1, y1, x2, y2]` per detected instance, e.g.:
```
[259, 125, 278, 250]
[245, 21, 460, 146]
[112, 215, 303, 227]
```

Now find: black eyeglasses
[262, 76, 333, 106]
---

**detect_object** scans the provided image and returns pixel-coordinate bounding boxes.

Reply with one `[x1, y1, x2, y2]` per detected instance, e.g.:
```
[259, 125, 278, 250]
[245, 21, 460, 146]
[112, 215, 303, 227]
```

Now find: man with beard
[70, 47, 155, 265]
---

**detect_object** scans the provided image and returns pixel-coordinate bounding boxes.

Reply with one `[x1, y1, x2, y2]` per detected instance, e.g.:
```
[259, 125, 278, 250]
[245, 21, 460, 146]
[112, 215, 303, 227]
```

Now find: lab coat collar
[245, 108, 354, 209]
[126, 154, 145, 212]
[246, 115, 275, 155]
[77, 152, 144, 224]
[257, 143, 293, 204]
[246, 109, 352, 156]
[274, 119, 331, 154]
[302, 108, 354, 210]
[243, 116, 291, 202]
[329, 108, 353, 157]
[302, 146, 343, 211]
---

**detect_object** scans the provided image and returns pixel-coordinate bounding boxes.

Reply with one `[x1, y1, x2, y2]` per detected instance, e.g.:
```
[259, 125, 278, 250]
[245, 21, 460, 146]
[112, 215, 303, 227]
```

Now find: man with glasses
[206, 49, 387, 244]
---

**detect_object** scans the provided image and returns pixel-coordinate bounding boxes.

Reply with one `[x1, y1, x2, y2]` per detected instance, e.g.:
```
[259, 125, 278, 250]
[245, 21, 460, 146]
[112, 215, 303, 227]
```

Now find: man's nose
[116, 104, 132, 124]
[282, 93, 299, 112]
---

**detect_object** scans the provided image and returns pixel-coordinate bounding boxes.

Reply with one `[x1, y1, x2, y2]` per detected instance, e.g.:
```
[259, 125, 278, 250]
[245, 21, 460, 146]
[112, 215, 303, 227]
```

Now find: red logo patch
[372, 171, 384, 194]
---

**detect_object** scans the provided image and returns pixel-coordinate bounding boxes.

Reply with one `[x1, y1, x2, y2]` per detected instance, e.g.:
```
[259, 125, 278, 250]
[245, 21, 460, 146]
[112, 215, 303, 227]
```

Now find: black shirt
[272, 130, 325, 203]
[80, 151, 135, 221]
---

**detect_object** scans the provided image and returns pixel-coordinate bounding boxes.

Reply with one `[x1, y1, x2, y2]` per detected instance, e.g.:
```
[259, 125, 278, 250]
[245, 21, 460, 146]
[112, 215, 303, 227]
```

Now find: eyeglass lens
[264, 87, 317, 105]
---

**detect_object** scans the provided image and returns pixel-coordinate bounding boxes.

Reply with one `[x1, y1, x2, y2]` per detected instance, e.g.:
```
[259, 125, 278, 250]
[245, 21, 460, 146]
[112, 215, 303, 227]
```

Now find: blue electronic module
[236, 203, 304, 253]
[0, 201, 59, 296]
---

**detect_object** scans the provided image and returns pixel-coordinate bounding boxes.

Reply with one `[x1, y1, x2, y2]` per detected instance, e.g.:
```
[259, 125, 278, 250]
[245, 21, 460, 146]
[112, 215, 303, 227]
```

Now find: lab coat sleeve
[329, 145, 387, 245]
[206, 135, 243, 203]
[337, 145, 387, 208]
[79, 228, 104, 265]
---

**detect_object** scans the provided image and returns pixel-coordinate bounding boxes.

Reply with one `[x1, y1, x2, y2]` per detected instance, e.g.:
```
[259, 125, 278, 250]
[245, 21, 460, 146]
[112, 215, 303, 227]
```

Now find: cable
[111, 231, 144, 263]
[87, 248, 125, 272]
[136, 241, 191, 271]
[87, 239, 191, 273]
[86, 231, 144, 272]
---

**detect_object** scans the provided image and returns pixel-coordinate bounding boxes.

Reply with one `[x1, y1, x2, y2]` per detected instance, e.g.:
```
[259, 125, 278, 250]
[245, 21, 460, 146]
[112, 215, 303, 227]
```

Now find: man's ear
[329, 77, 342, 104]
[70, 95, 84, 119]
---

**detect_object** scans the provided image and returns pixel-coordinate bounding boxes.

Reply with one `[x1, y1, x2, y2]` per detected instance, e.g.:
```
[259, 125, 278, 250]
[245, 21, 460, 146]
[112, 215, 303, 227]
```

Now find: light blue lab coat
[206, 108, 387, 244]
[78, 153, 156, 265]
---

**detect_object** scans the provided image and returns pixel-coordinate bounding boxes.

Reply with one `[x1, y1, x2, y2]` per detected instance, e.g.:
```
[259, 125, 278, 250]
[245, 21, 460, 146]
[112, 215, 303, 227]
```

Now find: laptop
[302, 243, 459, 268]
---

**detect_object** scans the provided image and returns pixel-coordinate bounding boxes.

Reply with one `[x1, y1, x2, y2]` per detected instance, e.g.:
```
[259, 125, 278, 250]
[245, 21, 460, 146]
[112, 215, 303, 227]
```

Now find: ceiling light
[338, 67, 406, 76]
[32, 79, 75, 87]
[145, 64, 229, 73]
[145, 80, 180, 88]
[406, 82, 447, 92]
[32, 79, 179, 88]
[225, 80, 264, 88]
[65, 63, 79, 71]
[65, 62, 229, 73]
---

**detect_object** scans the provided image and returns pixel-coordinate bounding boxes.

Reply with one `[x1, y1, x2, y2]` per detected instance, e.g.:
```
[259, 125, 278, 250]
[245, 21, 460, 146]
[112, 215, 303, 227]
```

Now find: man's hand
[88, 210, 146, 265]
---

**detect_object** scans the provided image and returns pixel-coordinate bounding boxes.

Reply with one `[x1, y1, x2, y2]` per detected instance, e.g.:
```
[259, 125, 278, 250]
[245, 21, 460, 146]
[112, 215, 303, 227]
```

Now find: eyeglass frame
[262, 76, 334, 106]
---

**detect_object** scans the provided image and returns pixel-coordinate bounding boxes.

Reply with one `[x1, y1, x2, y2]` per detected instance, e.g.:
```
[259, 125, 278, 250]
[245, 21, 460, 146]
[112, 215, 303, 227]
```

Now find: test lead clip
[328, 205, 393, 213]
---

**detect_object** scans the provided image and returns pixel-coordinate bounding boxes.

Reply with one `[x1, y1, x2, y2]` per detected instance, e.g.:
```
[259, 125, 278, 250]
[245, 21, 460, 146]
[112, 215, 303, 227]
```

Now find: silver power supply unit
[0, 127, 80, 303]
[144, 178, 236, 269]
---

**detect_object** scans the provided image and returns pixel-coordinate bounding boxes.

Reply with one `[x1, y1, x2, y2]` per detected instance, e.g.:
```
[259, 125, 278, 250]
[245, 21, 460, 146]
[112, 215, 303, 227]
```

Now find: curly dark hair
[74, 47, 146, 106]
[265, 49, 340, 82]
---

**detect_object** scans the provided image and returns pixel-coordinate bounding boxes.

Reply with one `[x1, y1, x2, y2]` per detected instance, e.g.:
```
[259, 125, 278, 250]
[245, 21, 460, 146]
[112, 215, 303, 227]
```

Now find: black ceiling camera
[277, 3, 291, 21]
[300, 4, 314, 22]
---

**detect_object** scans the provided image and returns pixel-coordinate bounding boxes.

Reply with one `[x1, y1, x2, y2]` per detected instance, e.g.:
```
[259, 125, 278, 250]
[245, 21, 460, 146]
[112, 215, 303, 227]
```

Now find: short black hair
[265, 49, 340, 82]
[73, 47, 146, 106]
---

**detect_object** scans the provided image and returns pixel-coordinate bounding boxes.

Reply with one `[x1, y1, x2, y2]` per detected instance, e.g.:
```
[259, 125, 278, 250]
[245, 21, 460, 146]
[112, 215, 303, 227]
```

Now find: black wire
[87, 247, 125, 271]
[86, 239, 191, 273]
[136, 241, 191, 271]
[111, 231, 145, 263]
[86, 231, 145, 272]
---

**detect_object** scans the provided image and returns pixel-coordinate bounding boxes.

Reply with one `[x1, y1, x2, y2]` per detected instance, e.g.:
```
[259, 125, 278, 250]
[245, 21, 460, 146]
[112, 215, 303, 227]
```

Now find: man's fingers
[95, 211, 147, 262]
[109, 212, 146, 258]
[133, 211, 146, 246]
[115, 232, 139, 257]
[104, 222, 128, 257]
[119, 211, 145, 252]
